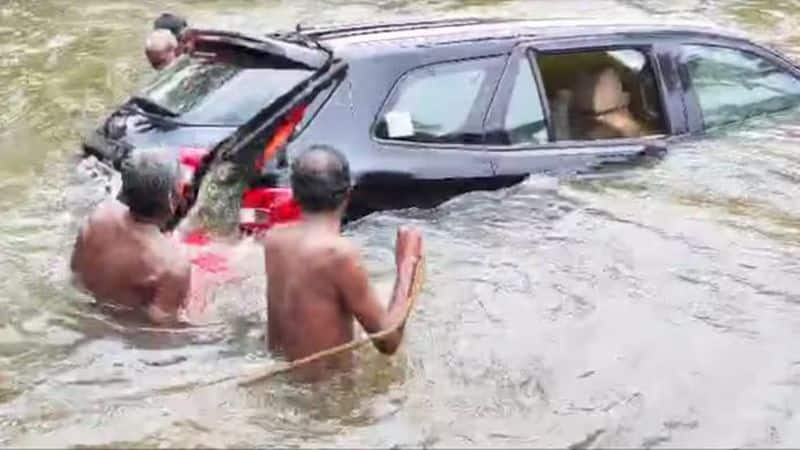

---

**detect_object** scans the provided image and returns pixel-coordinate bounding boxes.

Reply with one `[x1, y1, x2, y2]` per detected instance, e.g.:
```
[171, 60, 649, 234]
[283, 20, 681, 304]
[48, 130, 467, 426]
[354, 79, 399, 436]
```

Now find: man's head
[119, 148, 182, 225]
[290, 146, 352, 215]
[572, 67, 630, 114]
[145, 29, 178, 70]
[154, 13, 188, 40]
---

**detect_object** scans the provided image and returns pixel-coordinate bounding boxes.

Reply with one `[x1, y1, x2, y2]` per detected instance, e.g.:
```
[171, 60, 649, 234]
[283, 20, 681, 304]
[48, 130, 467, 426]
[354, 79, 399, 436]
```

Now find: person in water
[262, 146, 423, 379]
[70, 148, 192, 324]
[145, 29, 178, 70]
[153, 13, 188, 40]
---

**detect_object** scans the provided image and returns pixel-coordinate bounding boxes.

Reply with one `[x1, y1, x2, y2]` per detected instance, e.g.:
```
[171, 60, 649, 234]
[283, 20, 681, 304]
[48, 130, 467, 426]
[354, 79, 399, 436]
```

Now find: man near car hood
[70, 148, 193, 325]
[262, 145, 423, 381]
[145, 29, 178, 70]
[154, 13, 188, 40]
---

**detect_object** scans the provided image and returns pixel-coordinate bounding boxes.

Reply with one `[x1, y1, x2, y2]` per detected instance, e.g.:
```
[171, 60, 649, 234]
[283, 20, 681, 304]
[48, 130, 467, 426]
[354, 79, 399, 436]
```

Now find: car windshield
[137, 55, 313, 126]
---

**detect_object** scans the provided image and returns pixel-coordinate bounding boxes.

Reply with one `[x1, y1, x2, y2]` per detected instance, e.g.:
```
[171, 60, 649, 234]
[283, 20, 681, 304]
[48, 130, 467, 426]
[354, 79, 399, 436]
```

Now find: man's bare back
[71, 199, 190, 323]
[70, 149, 193, 324]
[262, 146, 423, 381]
[264, 221, 421, 377]
[264, 223, 355, 362]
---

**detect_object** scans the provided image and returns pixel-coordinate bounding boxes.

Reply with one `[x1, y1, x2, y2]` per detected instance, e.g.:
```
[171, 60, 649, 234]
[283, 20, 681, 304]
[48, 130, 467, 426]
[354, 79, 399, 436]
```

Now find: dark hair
[290, 146, 351, 213]
[118, 148, 180, 219]
[154, 13, 188, 39]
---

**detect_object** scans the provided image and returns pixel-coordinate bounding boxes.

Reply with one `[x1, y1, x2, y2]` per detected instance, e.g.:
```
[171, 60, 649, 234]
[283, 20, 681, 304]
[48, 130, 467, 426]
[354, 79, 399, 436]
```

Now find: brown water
[2, 0, 800, 447]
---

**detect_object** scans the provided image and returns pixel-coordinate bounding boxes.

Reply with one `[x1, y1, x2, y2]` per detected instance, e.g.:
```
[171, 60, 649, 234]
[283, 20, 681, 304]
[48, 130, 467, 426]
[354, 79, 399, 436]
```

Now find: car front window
[681, 45, 800, 129]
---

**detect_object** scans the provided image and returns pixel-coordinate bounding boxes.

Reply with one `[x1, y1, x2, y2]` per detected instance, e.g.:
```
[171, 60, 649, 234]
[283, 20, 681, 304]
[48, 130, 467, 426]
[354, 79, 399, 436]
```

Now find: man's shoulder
[87, 199, 127, 224]
[76, 200, 125, 243]
[318, 236, 361, 269]
[329, 235, 358, 255]
[262, 223, 293, 253]
[262, 224, 359, 262]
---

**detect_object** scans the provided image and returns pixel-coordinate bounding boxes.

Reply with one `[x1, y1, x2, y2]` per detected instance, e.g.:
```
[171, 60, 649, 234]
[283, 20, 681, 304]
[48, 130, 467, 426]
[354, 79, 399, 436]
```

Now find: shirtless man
[70, 149, 191, 324]
[145, 29, 178, 70]
[571, 67, 647, 139]
[263, 146, 423, 379]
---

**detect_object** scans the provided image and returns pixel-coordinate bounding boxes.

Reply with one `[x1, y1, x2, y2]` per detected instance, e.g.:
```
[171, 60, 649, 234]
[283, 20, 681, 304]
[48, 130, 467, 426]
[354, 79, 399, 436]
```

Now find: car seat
[549, 89, 573, 141]
[569, 67, 645, 139]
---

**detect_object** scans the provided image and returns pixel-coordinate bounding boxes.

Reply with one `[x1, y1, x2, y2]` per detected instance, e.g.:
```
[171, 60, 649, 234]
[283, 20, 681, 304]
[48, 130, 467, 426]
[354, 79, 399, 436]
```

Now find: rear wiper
[129, 96, 179, 117]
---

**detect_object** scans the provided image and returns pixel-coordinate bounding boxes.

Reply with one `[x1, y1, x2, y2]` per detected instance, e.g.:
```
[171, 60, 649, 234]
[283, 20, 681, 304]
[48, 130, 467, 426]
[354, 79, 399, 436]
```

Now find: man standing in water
[153, 13, 188, 40]
[145, 29, 178, 70]
[263, 146, 423, 379]
[70, 149, 192, 324]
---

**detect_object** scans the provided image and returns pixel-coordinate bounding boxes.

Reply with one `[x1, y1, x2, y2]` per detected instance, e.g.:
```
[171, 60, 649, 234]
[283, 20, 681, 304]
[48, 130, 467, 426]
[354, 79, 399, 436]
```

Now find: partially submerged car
[82, 17, 800, 232]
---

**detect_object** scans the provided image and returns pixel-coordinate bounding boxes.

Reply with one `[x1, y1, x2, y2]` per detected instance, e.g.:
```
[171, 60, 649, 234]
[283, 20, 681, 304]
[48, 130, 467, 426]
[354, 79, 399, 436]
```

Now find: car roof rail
[294, 16, 520, 39]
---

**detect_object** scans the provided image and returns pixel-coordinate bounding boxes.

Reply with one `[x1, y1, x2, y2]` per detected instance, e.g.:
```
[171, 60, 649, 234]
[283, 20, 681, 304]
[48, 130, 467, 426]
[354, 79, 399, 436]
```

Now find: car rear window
[138, 55, 313, 126]
[374, 56, 504, 145]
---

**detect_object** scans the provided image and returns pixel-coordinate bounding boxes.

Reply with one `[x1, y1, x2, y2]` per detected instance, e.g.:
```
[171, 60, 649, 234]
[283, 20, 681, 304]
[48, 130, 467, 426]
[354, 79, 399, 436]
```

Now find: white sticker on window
[384, 111, 414, 138]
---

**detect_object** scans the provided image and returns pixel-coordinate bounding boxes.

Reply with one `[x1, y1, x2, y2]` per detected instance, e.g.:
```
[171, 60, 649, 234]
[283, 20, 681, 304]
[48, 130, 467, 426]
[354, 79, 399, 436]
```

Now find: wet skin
[70, 199, 191, 324]
[263, 214, 423, 381]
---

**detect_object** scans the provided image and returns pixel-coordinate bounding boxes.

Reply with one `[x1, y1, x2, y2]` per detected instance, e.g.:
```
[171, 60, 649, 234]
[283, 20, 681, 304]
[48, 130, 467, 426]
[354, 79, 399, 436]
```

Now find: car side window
[375, 57, 502, 145]
[535, 48, 668, 142]
[680, 45, 800, 129]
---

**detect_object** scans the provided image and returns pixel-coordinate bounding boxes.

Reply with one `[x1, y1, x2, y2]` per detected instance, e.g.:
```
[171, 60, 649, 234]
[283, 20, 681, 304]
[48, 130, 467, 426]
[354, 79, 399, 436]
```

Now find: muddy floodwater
[3, 0, 800, 447]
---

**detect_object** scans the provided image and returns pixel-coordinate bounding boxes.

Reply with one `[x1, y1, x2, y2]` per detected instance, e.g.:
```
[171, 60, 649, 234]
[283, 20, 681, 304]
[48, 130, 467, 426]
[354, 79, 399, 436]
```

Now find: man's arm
[334, 229, 422, 355]
[149, 259, 191, 325]
[69, 231, 83, 274]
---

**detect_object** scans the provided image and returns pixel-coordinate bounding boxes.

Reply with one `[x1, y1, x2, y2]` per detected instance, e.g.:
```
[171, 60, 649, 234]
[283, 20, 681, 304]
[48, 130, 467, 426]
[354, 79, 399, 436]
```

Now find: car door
[357, 55, 506, 213]
[482, 37, 677, 186]
[669, 39, 800, 132]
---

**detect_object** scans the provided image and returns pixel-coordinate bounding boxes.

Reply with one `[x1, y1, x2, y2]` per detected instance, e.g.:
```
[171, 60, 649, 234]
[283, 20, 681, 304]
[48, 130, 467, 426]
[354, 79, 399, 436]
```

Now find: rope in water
[237, 255, 426, 386]
[97, 256, 426, 403]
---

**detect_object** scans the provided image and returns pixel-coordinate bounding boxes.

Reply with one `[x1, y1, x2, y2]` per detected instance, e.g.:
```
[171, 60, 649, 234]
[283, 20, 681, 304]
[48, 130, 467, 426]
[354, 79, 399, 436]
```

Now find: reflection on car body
[82, 18, 800, 231]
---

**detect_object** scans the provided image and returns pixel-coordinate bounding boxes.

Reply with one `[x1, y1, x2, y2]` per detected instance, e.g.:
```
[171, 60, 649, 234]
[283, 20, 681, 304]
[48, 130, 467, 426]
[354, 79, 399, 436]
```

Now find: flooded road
[2, 0, 800, 447]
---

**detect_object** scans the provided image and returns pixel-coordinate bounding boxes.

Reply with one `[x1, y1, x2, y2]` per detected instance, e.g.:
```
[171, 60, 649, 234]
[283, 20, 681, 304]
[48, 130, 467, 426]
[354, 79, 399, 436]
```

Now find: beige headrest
[572, 67, 630, 114]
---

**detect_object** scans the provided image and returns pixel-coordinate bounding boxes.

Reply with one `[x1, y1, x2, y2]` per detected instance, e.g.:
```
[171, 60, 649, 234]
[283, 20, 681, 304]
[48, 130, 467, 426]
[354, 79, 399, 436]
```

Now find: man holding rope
[262, 146, 423, 380]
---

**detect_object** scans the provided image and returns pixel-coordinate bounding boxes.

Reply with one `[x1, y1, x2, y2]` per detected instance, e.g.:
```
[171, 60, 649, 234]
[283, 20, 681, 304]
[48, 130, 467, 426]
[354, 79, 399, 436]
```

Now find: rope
[237, 255, 426, 386]
[96, 256, 426, 402]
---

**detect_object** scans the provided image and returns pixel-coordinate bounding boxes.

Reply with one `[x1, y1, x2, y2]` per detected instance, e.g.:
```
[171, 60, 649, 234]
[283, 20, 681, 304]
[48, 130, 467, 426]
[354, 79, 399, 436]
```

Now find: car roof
[292, 17, 751, 53]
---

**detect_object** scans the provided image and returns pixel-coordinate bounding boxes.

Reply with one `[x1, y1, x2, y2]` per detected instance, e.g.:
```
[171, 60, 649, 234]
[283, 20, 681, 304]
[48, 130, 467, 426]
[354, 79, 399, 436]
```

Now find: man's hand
[395, 226, 423, 269]
[334, 226, 423, 356]
[145, 303, 179, 325]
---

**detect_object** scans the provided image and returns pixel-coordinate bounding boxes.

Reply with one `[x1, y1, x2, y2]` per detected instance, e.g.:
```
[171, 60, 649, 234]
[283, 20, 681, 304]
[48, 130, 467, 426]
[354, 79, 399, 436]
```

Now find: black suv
[83, 18, 800, 229]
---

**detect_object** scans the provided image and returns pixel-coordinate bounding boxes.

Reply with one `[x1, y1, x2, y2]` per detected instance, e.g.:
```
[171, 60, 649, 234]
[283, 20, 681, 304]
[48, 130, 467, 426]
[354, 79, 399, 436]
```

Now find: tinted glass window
[375, 58, 500, 144]
[138, 55, 312, 126]
[536, 49, 667, 141]
[681, 45, 800, 128]
[502, 58, 548, 145]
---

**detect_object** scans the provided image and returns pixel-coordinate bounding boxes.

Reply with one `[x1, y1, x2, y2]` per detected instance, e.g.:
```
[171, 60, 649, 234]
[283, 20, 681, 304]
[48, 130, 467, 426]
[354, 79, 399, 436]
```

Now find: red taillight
[240, 187, 302, 233]
[176, 143, 304, 236]
[254, 104, 308, 171]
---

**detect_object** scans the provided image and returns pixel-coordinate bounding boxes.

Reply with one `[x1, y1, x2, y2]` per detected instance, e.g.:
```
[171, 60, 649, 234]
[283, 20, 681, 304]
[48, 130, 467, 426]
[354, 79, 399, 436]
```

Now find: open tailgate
[183, 28, 331, 70]
[176, 31, 348, 223]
